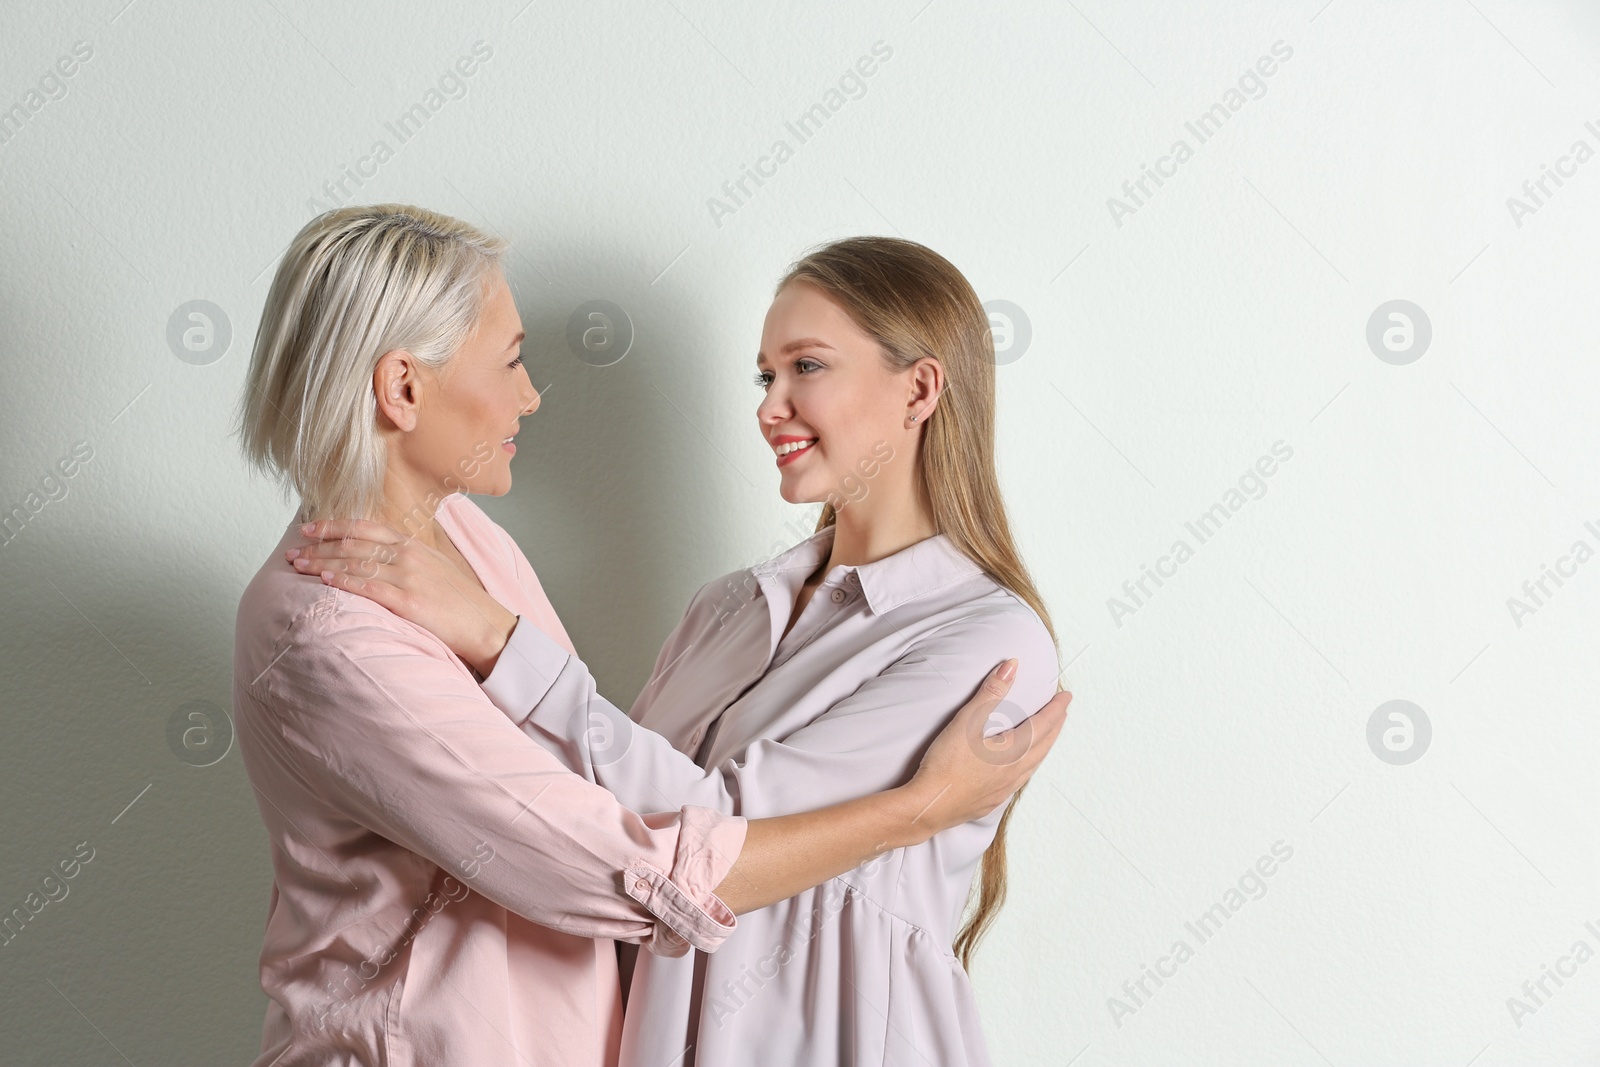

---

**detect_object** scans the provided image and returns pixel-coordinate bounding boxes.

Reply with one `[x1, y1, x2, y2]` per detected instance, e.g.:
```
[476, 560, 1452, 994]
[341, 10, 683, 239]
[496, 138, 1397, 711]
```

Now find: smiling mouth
[775, 438, 816, 466]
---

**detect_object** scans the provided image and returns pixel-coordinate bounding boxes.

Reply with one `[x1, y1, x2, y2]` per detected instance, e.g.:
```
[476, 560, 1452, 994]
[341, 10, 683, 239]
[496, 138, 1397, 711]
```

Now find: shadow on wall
[482, 227, 778, 705]
[0, 213, 774, 1064]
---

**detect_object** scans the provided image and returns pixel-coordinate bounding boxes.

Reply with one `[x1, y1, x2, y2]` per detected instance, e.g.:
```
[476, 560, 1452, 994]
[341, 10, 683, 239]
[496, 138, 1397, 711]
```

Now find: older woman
[231, 204, 1068, 1067]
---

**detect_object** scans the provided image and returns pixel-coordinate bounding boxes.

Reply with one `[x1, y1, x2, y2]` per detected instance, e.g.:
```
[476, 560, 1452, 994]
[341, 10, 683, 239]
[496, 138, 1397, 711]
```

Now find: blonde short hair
[233, 204, 507, 522]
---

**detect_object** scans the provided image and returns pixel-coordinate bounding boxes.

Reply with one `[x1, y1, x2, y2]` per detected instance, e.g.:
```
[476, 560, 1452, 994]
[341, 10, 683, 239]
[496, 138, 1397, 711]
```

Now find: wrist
[465, 606, 519, 679]
[880, 784, 941, 850]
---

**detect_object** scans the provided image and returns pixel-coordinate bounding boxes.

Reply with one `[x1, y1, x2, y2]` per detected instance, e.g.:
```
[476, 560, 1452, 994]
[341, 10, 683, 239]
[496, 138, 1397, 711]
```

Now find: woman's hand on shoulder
[285, 518, 516, 677]
[905, 659, 1070, 835]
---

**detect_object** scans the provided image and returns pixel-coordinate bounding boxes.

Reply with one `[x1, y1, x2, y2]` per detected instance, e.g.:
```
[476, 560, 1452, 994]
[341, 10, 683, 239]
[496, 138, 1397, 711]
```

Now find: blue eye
[754, 358, 821, 388]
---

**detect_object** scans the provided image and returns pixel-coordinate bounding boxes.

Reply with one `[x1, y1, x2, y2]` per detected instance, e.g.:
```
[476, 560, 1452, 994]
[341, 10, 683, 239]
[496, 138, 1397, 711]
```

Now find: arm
[713, 776, 934, 913]
[480, 610, 1061, 820]
[697, 652, 1063, 914]
[289, 522, 1068, 916]
[251, 600, 743, 954]
[475, 610, 1066, 918]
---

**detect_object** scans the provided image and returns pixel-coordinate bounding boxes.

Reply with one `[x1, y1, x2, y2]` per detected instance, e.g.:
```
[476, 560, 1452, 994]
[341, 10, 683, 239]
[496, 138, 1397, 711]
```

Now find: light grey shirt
[481, 523, 1060, 1066]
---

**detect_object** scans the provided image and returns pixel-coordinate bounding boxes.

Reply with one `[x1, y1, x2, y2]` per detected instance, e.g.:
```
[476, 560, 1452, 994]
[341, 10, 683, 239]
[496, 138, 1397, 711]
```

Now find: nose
[519, 377, 540, 416]
[756, 383, 789, 429]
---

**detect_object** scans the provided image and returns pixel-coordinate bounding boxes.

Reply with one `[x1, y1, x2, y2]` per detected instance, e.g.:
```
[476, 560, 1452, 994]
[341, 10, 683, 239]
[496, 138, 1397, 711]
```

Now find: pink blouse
[231, 491, 746, 1067]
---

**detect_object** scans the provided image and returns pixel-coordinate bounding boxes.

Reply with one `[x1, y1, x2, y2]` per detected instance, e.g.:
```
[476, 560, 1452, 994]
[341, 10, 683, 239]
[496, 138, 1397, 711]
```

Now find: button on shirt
[232, 492, 747, 1067]
[481, 523, 1060, 1066]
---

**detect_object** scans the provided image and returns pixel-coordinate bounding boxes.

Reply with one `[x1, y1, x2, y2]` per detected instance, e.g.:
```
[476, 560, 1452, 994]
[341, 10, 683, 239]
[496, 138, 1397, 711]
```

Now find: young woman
[300, 234, 1066, 1065]
[234, 205, 1068, 1067]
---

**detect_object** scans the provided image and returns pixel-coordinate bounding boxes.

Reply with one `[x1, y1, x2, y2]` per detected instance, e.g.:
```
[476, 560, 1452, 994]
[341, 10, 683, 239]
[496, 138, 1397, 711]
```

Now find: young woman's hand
[285, 518, 517, 677]
[906, 660, 1071, 834]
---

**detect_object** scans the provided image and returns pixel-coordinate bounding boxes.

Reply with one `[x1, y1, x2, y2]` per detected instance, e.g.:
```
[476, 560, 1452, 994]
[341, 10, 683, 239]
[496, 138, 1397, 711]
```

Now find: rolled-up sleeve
[479, 606, 1060, 821]
[249, 596, 745, 955]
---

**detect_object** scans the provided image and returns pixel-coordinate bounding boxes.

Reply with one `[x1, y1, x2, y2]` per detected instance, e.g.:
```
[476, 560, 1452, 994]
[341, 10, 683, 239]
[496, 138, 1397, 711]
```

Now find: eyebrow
[755, 338, 834, 366]
[504, 331, 525, 350]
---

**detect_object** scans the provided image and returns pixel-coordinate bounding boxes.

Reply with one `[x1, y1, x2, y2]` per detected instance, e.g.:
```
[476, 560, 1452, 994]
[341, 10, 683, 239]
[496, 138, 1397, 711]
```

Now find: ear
[906, 357, 945, 425]
[373, 349, 423, 432]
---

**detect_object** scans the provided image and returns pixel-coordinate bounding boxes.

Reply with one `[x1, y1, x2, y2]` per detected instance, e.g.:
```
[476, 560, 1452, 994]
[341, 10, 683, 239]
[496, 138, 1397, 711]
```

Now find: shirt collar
[751, 523, 985, 616]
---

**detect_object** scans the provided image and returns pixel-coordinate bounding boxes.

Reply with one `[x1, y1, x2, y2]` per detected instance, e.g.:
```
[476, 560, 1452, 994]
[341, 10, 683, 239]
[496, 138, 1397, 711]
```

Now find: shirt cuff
[479, 614, 569, 725]
[627, 805, 747, 956]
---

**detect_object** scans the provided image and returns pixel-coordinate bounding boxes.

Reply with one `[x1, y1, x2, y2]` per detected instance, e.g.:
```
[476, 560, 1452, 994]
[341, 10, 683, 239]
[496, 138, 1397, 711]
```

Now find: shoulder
[670, 559, 763, 629]
[236, 562, 455, 706]
[907, 582, 1061, 713]
[926, 588, 1056, 664]
[700, 564, 762, 609]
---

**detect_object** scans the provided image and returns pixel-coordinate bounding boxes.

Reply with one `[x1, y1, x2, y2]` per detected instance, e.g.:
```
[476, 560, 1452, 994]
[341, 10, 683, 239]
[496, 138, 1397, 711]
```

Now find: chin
[776, 477, 810, 505]
[456, 476, 508, 497]
[778, 478, 826, 506]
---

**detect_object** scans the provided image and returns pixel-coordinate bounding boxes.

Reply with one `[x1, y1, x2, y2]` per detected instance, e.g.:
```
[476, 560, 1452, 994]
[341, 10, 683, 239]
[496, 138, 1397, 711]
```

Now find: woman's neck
[368, 483, 451, 552]
[822, 484, 937, 574]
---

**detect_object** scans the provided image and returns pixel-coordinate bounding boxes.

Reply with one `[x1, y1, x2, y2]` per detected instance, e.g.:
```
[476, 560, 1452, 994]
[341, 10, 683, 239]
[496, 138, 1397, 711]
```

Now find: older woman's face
[400, 270, 539, 498]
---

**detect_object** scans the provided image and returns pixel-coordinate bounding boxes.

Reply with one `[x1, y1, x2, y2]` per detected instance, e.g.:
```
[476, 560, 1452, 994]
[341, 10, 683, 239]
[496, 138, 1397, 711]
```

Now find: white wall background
[2, 0, 1597, 1063]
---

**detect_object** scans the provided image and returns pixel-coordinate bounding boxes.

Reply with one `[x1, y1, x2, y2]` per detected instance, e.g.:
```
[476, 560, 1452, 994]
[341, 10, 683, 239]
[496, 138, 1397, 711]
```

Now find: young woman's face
[408, 270, 538, 497]
[756, 280, 924, 507]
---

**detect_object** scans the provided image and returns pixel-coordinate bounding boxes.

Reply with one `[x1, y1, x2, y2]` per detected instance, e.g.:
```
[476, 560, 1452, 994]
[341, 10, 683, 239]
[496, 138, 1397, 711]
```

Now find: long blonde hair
[777, 237, 1061, 971]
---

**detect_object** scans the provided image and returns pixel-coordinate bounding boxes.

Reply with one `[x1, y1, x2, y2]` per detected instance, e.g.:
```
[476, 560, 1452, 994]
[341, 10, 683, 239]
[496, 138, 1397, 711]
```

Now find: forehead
[758, 282, 865, 362]
[473, 273, 522, 336]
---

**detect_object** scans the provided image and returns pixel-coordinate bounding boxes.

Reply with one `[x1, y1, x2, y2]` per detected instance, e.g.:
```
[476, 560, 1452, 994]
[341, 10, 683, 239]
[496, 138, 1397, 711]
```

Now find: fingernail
[285, 548, 300, 560]
[301, 523, 317, 535]
[997, 658, 1017, 681]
